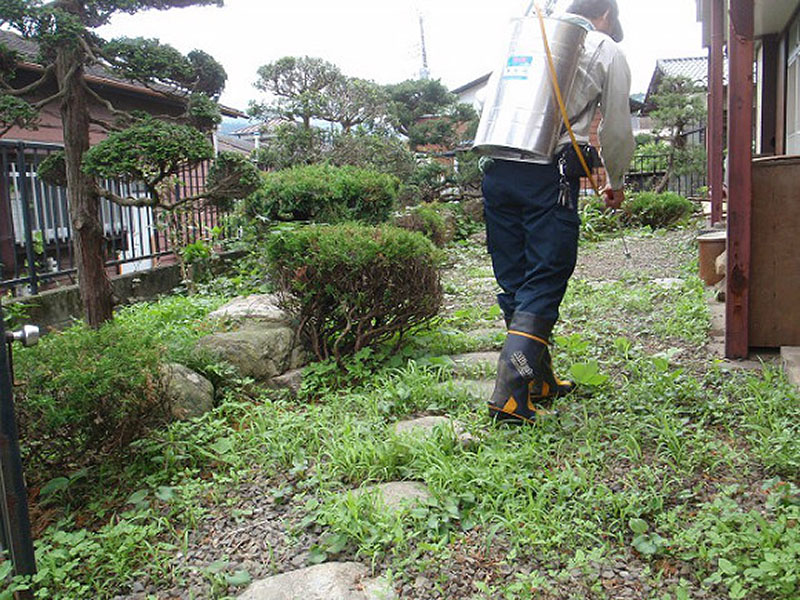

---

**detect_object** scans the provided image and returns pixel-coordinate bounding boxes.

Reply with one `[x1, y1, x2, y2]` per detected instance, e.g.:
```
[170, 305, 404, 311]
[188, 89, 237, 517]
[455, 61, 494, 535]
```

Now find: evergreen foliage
[266, 222, 442, 362]
[247, 163, 399, 225]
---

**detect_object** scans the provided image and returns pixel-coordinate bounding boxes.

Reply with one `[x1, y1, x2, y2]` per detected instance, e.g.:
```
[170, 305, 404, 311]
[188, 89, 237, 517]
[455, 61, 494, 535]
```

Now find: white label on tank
[503, 55, 533, 80]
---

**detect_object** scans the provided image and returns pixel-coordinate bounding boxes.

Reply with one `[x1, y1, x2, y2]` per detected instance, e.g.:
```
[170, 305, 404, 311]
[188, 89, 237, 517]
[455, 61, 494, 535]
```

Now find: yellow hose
[533, 3, 601, 197]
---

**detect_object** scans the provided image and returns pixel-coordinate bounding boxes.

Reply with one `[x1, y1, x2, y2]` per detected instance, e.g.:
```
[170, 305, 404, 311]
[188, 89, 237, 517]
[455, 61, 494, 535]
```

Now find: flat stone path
[350, 482, 432, 513]
[238, 562, 395, 600]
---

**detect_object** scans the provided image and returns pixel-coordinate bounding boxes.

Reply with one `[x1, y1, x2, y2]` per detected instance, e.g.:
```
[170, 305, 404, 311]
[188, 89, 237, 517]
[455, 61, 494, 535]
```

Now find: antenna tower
[418, 14, 430, 80]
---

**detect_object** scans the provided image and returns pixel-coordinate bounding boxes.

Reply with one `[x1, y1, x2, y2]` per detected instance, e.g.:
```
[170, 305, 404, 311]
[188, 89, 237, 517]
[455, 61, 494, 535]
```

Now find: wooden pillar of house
[708, 0, 726, 225]
[759, 34, 779, 155]
[726, 0, 754, 359]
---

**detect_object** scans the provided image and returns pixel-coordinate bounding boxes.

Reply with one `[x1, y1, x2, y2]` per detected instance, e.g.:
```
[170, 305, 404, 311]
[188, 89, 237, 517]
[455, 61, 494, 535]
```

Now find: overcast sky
[99, 0, 706, 112]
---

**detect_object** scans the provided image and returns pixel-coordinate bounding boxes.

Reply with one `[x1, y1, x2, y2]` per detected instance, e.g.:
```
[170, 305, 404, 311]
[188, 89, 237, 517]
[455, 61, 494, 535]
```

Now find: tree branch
[77, 35, 100, 64]
[32, 88, 67, 110]
[84, 83, 127, 119]
[2, 65, 56, 97]
[88, 116, 121, 132]
[95, 183, 157, 208]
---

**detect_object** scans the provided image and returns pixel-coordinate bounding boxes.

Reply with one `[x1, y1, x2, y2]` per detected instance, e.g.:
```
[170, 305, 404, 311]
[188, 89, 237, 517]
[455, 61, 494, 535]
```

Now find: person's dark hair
[566, 0, 623, 42]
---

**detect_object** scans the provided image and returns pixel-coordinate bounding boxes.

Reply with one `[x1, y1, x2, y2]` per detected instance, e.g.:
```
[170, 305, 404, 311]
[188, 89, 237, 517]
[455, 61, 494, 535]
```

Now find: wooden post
[709, 0, 725, 225]
[726, 0, 754, 359]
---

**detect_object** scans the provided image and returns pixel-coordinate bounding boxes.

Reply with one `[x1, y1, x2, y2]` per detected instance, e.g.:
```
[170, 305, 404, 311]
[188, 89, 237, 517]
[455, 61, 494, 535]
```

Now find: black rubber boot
[488, 312, 575, 425]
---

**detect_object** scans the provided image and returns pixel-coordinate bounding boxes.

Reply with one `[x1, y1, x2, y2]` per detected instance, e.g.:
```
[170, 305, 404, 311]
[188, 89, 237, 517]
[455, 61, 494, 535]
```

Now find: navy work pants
[482, 159, 581, 325]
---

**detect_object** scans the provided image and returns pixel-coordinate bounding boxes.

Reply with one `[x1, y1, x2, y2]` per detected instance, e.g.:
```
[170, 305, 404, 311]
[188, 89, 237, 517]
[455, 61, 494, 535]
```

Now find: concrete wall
[6, 249, 246, 332]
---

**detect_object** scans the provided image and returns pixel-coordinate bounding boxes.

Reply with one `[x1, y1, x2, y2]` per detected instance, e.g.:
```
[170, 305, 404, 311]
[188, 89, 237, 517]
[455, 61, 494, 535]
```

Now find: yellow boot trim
[503, 396, 518, 413]
[507, 330, 549, 346]
[488, 402, 539, 425]
[488, 395, 539, 425]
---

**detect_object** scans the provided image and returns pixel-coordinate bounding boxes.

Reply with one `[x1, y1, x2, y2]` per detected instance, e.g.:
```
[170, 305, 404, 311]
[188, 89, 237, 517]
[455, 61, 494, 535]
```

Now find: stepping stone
[391, 416, 478, 446]
[237, 562, 395, 600]
[449, 352, 499, 375]
[350, 482, 431, 513]
[442, 379, 495, 403]
[782, 347, 800, 389]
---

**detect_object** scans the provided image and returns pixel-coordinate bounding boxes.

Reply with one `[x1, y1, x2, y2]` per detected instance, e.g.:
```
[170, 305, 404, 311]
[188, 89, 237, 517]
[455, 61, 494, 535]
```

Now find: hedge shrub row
[246, 164, 399, 225]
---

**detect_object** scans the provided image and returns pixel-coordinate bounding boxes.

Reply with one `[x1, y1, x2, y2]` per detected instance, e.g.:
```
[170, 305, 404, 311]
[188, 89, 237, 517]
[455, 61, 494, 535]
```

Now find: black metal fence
[0, 140, 228, 296]
[624, 151, 707, 199]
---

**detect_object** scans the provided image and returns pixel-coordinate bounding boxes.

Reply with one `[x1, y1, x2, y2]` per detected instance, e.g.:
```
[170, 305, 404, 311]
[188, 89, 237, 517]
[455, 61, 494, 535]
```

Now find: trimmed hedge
[246, 164, 399, 225]
[266, 222, 443, 362]
[624, 191, 695, 228]
[393, 202, 456, 247]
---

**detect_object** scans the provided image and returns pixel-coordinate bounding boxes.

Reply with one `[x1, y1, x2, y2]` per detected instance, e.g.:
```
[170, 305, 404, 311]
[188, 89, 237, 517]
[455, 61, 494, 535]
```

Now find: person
[481, 0, 635, 424]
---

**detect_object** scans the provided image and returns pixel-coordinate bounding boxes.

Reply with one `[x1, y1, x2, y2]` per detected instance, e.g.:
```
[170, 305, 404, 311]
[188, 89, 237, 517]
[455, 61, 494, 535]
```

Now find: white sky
[98, 0, 706, 112]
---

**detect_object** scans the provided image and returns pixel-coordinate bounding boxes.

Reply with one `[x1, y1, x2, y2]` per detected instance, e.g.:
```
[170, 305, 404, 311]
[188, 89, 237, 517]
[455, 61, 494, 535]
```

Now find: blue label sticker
[503, 55, 533, 80]
[507, 55, 533, 67]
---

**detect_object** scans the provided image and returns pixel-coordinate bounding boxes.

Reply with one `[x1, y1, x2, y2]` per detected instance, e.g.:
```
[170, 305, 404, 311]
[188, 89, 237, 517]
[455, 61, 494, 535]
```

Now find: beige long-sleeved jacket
[555, 23, 636, 189]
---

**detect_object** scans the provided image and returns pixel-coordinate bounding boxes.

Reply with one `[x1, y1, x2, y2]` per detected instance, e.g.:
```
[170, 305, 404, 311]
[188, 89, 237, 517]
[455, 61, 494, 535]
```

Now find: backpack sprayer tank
[473, 15, 587, 162]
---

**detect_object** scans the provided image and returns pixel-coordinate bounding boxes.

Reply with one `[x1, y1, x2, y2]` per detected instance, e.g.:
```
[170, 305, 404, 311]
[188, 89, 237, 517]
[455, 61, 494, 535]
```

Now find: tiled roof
[644, 55, 729, 108]
[451, 72, 491, 96]
[655, 56, 729, 87]
[0, 30, 244, 117]
[216, 133, 255, 154]
[230, 119, 282, 137]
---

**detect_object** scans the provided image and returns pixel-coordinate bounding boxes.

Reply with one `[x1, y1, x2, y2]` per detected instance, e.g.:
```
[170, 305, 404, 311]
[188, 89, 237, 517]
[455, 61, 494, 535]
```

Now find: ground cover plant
[3, 224, 799, 600]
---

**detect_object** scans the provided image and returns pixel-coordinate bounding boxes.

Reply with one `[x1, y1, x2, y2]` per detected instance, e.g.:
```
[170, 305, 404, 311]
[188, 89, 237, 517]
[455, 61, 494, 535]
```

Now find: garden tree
[251, 121, 327, 171]
[383, 78, 477, 151]
[0, 0, 259, 327]
[317, 75, 388, 133]
[251, 56, 342, 131]
[648, 74, 707, 193]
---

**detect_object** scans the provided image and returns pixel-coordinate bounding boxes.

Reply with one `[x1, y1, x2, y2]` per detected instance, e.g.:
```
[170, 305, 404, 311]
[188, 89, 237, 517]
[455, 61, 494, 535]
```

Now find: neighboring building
[695, 0, 800, 357]
[451, 73, 492, 114]
[0, 30, 241, 293]
[229, 119, 284, 151]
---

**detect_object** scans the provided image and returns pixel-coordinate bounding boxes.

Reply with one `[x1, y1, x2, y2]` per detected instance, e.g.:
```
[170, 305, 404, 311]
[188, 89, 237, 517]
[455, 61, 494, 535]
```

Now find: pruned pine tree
[0, 0, 259, 327]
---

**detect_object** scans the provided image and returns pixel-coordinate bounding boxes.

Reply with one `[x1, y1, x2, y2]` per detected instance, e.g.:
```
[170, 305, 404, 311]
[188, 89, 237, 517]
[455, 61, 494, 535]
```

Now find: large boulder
[160, 363, 214, 420]
[207, 294, 289, 325]
[238, 562, 395, 600]
[196, 326, 304, 382]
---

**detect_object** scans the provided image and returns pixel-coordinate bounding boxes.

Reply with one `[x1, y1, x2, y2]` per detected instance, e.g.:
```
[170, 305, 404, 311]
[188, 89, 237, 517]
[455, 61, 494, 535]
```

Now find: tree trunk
[56, 44, 114, 328]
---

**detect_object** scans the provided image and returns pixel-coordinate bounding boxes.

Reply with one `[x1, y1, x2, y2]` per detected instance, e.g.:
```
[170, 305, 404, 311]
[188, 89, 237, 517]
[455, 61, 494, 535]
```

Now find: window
[787, 16, 800, 153]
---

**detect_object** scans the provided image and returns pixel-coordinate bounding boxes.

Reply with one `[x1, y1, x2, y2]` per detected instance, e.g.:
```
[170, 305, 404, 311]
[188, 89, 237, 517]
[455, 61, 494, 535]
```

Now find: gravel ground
[573, 229, 697, 282]
[114, 470, 323, 600]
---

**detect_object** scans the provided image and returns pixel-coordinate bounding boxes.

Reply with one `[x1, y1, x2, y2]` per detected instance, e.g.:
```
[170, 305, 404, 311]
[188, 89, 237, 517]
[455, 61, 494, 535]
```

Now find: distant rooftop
[0, 30, 244, 118]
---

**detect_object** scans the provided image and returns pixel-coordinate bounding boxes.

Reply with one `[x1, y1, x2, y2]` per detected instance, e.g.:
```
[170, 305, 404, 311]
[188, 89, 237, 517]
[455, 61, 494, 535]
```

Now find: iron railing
[0, 141, 229, 296]
[625, 151, 707, 199]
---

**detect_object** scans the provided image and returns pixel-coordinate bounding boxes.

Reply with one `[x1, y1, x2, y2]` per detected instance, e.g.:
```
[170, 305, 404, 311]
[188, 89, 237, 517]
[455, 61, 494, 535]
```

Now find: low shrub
[246, 164, 399, 225]
[624, 191, 695, 228]
[15, 323, 165, 485]
[393, 202, 456, 247]
[266, 222, 443, 362]
[14, 295, 225, 486]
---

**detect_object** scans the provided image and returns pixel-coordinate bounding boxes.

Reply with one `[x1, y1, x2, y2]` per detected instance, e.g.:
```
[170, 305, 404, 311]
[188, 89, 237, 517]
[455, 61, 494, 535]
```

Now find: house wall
[2, 67, 184, 146]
